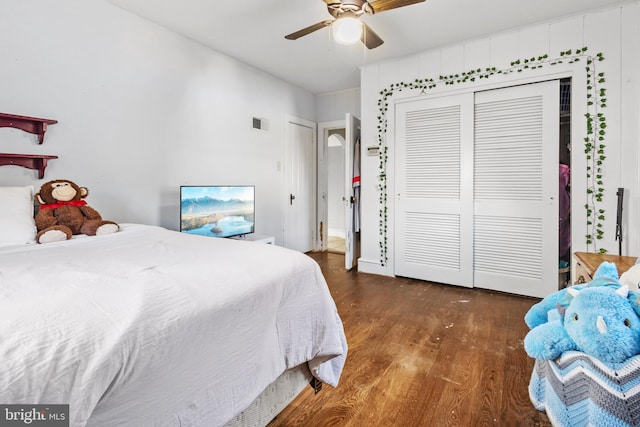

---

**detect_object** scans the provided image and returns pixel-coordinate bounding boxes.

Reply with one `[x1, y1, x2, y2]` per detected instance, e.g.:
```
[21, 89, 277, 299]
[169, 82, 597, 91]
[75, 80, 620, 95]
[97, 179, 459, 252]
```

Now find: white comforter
[0, 224, 347, 427]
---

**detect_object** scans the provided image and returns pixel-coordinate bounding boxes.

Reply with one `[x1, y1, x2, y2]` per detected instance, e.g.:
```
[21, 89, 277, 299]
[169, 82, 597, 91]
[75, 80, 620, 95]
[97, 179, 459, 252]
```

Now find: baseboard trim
[357, 258, 394, 277]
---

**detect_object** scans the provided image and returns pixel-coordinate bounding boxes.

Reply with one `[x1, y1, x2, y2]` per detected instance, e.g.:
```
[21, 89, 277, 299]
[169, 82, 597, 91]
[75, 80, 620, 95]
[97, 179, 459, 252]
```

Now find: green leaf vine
[376, 47, 608, 266]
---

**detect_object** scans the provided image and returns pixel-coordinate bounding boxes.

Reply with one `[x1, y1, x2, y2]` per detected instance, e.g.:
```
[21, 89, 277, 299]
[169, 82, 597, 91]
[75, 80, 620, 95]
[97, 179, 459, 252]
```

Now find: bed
[0, 186, 347, 427]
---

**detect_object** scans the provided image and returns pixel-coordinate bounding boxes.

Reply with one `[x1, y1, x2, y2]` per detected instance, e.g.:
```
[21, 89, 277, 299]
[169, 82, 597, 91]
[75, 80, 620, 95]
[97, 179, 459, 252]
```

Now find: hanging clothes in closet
[352, 137, 361, 232]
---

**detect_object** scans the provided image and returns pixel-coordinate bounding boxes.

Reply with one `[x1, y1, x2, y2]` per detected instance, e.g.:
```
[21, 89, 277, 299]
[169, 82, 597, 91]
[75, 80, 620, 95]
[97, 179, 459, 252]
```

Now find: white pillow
[0, 186, 37, 245]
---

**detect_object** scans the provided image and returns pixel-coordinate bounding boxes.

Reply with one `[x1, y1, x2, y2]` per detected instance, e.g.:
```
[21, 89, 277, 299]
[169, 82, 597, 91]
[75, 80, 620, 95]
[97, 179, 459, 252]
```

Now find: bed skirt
[529, 351, 640, 426]
[225, 364, 313, 427]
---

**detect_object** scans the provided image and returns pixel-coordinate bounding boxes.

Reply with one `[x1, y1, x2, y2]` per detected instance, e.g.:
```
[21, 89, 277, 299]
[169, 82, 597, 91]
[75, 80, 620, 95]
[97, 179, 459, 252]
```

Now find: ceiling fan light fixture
[331, 16, 362, 45]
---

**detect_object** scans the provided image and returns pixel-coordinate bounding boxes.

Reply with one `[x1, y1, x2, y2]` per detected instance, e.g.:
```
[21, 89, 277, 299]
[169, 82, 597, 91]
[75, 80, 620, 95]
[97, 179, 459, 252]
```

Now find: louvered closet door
[473, 81, 559, 298]
[395, 94, 474, 287]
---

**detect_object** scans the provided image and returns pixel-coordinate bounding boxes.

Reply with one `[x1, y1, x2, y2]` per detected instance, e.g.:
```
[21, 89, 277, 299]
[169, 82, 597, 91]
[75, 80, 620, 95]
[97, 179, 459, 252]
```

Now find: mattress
[0, 224, 347, 427]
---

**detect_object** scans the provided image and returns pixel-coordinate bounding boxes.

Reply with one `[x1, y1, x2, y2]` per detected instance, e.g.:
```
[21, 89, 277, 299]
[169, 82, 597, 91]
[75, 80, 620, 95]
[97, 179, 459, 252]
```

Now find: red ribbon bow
[39, 200, 88, 210]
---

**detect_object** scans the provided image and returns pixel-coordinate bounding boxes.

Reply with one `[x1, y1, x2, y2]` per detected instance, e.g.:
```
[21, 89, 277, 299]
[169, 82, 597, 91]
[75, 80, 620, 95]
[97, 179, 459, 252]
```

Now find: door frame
[283, 114, 317, 251]
[317, 119, 346, 252]
[317, 117, 361, 263]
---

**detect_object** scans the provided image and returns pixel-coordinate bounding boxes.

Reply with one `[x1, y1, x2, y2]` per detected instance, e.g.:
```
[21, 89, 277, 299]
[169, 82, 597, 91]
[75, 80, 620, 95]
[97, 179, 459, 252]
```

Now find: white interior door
[394, 94, 474, 286]
[284, 118, 316, 252]
[344, 114, 361, 270]
[473, 81, 559, 298]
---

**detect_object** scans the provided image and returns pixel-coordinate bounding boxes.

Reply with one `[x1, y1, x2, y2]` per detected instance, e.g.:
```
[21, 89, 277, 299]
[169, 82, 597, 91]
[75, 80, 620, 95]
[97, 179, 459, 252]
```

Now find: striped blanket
[529, 351, 640, 426]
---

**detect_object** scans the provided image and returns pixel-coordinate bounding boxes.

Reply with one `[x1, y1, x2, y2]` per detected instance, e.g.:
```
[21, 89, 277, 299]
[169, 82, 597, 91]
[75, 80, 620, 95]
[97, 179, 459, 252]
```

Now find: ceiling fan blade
[368, 0, 425, 13]
[285, 20, 333, 40]
[361, 23, 384, 49]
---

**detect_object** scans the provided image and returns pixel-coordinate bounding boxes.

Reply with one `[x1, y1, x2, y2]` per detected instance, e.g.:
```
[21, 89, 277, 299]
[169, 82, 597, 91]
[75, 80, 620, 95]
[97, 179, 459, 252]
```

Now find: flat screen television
[180, 185, 255, 238]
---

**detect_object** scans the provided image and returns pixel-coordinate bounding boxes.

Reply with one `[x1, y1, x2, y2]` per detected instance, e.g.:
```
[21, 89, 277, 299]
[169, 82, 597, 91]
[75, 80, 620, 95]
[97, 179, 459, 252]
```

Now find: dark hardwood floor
[269, 252, 552, 427]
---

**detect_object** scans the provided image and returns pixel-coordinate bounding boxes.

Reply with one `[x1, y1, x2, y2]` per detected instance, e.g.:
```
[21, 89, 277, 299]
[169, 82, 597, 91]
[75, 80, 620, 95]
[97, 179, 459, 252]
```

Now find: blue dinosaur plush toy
[524, 261, 620, 329]
[524, 262, 640, 363]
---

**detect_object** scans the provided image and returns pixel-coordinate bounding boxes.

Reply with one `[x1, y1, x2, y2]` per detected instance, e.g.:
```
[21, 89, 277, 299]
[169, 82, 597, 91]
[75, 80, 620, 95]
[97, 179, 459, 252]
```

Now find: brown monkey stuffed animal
[35, 179, 119, 243]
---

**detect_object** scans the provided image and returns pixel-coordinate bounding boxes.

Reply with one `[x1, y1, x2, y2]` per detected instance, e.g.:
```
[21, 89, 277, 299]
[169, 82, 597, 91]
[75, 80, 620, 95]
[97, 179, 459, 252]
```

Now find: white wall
[0, 0, 316, 244]
[316, 88, 361, 123]
[359, 2, 640, 275]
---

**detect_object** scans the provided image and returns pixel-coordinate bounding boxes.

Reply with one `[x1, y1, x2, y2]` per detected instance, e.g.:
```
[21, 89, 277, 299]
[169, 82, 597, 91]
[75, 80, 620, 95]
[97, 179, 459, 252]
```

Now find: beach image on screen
[180, 186, 254, 238]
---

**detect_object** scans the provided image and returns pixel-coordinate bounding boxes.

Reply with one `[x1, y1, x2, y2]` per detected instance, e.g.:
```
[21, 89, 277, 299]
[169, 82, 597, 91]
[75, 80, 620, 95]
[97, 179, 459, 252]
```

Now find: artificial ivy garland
[376, 47, 607, 266]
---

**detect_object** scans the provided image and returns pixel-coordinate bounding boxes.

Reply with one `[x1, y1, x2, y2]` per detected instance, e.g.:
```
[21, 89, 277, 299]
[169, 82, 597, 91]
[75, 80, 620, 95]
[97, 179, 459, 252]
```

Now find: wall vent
[252, 117, 268, 130]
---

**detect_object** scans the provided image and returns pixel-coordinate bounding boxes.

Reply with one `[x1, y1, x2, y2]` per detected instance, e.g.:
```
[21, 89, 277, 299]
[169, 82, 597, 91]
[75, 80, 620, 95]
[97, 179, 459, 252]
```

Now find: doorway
[318, 115, 361, 270]
[558, 78, 572, 287]
[327, 130, 347, 254]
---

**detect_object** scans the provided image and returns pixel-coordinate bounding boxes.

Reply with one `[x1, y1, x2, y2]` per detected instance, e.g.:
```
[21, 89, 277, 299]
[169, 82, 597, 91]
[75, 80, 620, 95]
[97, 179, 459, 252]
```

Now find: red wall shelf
[0, 112, 58, 178]
[0, 153, 58, 179]
[0, 112, 58, 144]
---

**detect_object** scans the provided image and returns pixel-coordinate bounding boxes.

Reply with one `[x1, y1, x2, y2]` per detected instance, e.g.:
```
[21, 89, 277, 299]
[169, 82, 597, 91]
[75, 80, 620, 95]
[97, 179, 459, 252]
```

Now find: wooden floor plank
[268, 252, 551, 426]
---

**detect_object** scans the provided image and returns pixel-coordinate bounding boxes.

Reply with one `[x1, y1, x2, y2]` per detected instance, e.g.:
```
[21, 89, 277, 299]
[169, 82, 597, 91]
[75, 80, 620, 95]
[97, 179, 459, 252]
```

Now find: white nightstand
[230, 234, 275, 245]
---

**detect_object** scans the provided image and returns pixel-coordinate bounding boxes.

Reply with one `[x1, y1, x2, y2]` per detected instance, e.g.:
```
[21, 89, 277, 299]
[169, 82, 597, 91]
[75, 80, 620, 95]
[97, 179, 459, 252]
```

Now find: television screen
[180, 185, 255, 238]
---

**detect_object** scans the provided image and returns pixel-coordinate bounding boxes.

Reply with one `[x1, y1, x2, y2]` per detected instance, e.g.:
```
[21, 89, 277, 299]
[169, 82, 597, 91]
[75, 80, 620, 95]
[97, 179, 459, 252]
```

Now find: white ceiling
[109, 0, 628, 94]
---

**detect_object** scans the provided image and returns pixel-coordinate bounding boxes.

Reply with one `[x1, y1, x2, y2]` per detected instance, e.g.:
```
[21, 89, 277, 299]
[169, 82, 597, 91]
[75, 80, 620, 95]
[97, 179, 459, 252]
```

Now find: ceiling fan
[285, 0, 426, 49]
